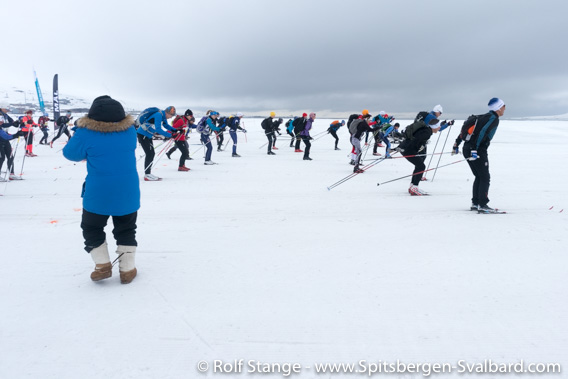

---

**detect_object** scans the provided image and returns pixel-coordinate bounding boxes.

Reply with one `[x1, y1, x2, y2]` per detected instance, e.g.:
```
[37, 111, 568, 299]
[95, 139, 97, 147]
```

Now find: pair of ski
[473, 206, 506, 214]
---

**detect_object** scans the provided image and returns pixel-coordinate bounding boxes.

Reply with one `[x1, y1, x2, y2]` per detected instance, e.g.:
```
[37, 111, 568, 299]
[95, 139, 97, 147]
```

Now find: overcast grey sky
[3, 0, 568, 118]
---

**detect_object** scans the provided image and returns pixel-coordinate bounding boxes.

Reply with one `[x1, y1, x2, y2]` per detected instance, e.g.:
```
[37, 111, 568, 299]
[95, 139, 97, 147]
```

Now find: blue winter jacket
[136, 109, 176, 138]
[63, 115, 140, 216]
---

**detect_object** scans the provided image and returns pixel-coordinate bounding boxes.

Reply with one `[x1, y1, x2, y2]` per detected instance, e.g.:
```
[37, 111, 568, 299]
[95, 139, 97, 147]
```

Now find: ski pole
[377, 158, 466, 187]
[423, 130, 442, 180]
[363, 151, 453, 161]
[327, 151, 399, 191]
[143, 138, 174, 173]
[312, 132, 329, 141]
[191, 143, 205, 157]
[431, 123, 454, 182]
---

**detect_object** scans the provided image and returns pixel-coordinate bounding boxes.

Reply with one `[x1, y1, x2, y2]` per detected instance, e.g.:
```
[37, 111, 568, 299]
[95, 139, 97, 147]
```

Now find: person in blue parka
[63, 95, 140, 284]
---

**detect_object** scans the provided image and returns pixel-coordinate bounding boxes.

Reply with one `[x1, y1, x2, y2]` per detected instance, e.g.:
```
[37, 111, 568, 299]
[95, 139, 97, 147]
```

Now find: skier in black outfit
[50, 111, 73, 147]
[454, 98, 505, 212]
[293, 113, 308, 152]
[261, 112, 282, 155]
[397, 114, 440, 195]
[0, 106, 25, 181]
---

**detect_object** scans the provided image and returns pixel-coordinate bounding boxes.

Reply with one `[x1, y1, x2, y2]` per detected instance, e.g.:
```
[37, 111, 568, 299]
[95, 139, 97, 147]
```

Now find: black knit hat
[87, 95, 126, 123]
[184, 109, 193, 117]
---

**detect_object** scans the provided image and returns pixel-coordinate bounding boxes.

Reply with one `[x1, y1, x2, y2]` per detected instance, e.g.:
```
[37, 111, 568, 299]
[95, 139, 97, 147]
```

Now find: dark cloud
[3, 0, 567, 118]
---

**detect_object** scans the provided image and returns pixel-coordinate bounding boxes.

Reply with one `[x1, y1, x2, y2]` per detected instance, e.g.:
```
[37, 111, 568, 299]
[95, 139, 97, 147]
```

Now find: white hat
[0, 102, 10, 110]
[432, 104, 443, 114]
[379, 111, 386, 115]
[488, 98, 505, 112]
[236, 112, 244, 117]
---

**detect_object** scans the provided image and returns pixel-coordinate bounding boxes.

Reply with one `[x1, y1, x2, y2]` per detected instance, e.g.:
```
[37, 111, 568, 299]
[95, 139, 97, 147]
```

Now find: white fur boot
[90, 241, 112, 281]
[117, 245, 137, 284]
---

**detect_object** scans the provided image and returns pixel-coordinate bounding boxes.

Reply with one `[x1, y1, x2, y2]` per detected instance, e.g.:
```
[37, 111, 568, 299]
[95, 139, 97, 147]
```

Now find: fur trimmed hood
[76, 114, 135, 133]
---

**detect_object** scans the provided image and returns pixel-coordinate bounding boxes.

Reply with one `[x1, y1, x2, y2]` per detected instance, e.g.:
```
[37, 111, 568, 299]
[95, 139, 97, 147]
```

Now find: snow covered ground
[1, 118, 567, 378]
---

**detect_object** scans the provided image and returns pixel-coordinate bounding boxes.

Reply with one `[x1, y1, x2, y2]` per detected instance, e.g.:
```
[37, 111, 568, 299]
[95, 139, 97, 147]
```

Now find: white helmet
[433, 104, 443, 114]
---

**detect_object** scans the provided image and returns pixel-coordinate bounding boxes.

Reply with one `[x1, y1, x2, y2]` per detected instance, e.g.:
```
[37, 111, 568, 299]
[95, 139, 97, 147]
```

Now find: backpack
[196, 116, 209, 134]
[293, 118, 305, 134]
[346, 114, 359, 129]
[349, 118, 364, 135]
[380, 123, 392, 133]
[414, 111, 429, 123]
[458, 114, 479, 142]
[136, 107, 160, 126]
[218, 116, 228, 128]
[404, 120, 428, 140]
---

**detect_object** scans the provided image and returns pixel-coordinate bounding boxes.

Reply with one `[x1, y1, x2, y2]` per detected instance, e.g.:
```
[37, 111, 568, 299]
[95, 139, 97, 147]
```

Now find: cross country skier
[166, 109, 195, 161]
[261, 112, 279, 155]
[378, 122, 400, 158]
[38, 112, 51, 145]
[196, 110, 221, 165]
[170, 109, 194, 172]
[136, 106, 177, 180]
[300, 112, 316, 160]
[50, 111, 73, 147]
[372, 111, 395, 156]
[327, 120, 345, 150]
[228, 112, 246, 157]
[397, 114, 440, 195]
[0, 105, 25, 181]
[293, 113, 308, 152]
[21, 110, 38, 157]
[285, 117, 296, 147]
[349, 112, 377, 173]
[453, 98, 506, 213]
[63, 96, 140, 284]
[215, 115, 228, 152]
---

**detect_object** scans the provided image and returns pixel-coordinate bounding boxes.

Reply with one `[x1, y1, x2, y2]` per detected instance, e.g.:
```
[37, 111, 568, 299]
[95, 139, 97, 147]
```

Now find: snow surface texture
[1, 119, 567, 378]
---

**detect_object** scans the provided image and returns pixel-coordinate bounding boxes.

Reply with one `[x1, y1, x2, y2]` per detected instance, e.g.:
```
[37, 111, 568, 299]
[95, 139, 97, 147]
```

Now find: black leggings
[302, 136, 311, 158]
[405, 154, 426, 185]
[266, 133, 274, 153]
[52, 125, 70, 142]
[286, 131, 295, 146]
[81, 209, 137, 252]
[463, 144, 490, 207]
[40, 128, 49, 144]
[329, 130, 339, 148]
[137, 134, 155, 175]
[216, 132, 224, 148]
[175, 140, 189, 167]
[0, 140, 14, 174]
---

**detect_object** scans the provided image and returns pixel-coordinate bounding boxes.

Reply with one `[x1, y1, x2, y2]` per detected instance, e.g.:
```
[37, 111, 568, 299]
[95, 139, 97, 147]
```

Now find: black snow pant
[137, 134, 155, 175]
[295, 135, 302, 150]
[302, 136, 311, 159]
[216, 132, 224, 150]
[286, 131, 295, 147]
[0, 140, 15, 175]
[52, 125, 70, 143]
[266, 133, 274, 153]
[463, 144, 490, 207]
[81, 209, 137, 252]
[329, 130, 339, 149]
[175, 140, 190, 167]
[405, 153, 426, 186]
[372, 131, 382, 154]
[40, 127, 49, 144]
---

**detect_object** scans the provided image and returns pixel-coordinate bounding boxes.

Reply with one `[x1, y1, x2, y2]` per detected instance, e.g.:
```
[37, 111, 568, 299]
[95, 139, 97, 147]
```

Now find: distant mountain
[1, 86, 92, 115]
[512, 113, 568, 121]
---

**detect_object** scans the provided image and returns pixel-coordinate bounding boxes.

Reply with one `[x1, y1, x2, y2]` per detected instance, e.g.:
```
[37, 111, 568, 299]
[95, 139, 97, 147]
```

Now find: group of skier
[2, 97, 506, 213]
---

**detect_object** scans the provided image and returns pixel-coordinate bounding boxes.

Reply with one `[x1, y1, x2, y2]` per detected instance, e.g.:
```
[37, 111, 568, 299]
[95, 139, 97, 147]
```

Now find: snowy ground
[1, 118, 567, 378]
